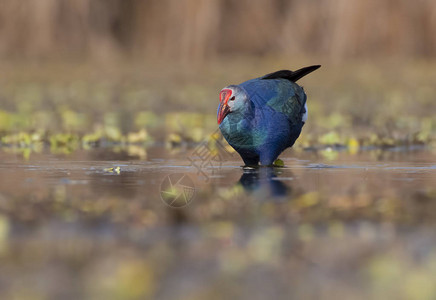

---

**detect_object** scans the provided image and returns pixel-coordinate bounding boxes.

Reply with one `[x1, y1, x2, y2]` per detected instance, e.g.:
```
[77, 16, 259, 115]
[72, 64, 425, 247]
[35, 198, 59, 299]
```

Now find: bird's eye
[230, 96, 235, 101]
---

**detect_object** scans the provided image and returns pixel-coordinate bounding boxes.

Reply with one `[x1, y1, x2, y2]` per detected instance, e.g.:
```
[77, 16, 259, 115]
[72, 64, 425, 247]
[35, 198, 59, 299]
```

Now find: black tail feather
[261, 65, 321, 83]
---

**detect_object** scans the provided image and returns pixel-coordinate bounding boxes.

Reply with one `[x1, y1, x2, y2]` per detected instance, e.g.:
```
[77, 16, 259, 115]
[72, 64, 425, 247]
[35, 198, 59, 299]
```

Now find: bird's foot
[242, 164, 259, 170]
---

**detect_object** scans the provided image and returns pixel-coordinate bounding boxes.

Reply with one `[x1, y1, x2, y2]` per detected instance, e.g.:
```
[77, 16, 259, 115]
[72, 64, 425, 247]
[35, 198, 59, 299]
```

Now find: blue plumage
[217, 65, 320, 166]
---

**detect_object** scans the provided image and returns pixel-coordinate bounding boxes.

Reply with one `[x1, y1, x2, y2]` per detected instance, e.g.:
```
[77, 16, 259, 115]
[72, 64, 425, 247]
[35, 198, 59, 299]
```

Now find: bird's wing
[240, 78, 306, 125]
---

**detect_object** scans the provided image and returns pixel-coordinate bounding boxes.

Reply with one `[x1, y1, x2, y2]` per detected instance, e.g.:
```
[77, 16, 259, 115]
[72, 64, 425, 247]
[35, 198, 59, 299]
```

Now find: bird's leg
[241, 156, 259, 168]
[259, 152, 278, 167]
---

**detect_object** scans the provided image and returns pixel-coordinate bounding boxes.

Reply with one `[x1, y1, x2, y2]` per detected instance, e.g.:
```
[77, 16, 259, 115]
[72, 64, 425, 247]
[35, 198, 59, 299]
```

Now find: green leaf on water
[104, 166, 121, 174]
[273, 159, 284, 167]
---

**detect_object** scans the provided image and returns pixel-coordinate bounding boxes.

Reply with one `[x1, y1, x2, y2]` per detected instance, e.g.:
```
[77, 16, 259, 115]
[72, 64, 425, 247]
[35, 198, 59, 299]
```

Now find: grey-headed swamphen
[217, 65, 320, 166]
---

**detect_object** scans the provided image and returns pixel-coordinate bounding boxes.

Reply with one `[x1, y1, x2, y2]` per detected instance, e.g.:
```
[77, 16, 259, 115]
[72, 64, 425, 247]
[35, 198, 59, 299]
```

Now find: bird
[217, 65, 320, 166]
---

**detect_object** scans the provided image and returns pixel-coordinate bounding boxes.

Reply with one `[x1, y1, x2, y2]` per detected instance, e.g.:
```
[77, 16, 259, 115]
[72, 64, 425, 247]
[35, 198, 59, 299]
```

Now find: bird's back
[240, 78, 306, 127]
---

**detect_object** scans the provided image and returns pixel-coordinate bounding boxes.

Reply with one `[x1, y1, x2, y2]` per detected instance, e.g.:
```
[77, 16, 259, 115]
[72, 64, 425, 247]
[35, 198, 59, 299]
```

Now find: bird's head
[217, 85, 248, 124]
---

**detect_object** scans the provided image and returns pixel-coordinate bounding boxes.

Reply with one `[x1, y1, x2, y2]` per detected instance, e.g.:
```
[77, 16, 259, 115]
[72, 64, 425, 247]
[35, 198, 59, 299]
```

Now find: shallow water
[0, 147, 435, 299]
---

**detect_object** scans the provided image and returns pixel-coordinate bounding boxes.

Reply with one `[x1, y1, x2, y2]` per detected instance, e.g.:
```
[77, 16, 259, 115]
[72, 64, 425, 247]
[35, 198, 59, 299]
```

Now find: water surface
[0, 147, 435, 299]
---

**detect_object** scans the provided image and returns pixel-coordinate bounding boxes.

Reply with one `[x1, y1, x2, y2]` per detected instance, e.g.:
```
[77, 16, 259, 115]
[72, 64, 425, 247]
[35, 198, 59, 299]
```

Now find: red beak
[218, 89, 232, 124]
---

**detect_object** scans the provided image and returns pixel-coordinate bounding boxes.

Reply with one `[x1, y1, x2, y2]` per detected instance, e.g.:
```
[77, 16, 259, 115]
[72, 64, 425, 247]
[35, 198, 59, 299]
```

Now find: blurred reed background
[0, 0, 435, 62]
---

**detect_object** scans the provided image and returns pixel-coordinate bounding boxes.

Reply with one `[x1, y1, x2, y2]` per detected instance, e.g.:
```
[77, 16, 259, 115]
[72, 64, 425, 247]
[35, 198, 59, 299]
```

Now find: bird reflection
[238, 167, 290, 199]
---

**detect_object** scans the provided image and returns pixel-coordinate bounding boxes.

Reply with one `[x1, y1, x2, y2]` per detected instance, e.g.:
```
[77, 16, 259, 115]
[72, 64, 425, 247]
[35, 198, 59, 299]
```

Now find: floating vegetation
[0, 109, 434, 158]
[273, 159, 285, 167]
[104, 166, 121, 174]
[0, 61, 435, 157]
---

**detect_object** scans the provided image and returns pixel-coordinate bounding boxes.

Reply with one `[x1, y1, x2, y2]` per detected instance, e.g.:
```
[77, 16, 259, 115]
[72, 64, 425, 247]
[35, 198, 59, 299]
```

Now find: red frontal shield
[218, 89, 232, 124]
